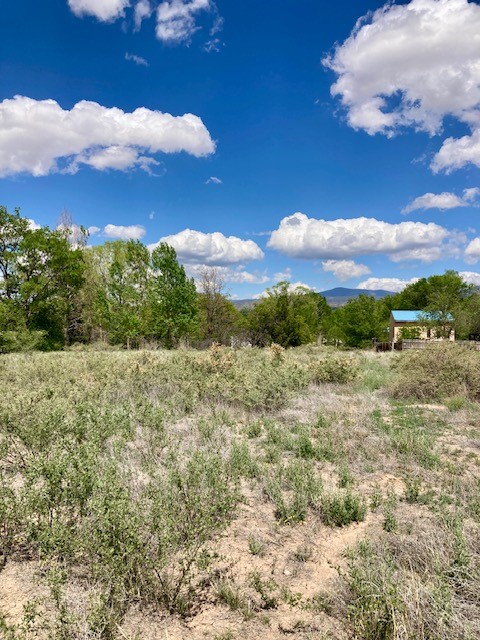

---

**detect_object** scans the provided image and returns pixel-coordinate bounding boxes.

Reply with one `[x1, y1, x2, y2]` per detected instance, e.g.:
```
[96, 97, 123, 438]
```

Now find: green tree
[90, 240, 151, 347]
[197, 267, 243, 344]
[388, 270, 473, 339]
[247, 282, 330, 347]
[149, 243, 198, 348]
[455, 292, 480, 339]
[0, 206, 85, 350]
[329, 295, 388, 348]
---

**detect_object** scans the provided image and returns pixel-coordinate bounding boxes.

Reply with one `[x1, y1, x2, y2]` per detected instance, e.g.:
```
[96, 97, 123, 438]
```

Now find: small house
[389, 310, 455, 344]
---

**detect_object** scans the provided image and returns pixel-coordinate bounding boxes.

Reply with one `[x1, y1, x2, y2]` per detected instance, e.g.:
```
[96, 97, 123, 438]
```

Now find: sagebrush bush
[309, 356, 359, 384]
[390, 344, 480, 402]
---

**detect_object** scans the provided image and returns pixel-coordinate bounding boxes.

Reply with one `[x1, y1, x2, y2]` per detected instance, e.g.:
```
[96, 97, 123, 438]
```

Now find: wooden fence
[374, 340, 480, 352]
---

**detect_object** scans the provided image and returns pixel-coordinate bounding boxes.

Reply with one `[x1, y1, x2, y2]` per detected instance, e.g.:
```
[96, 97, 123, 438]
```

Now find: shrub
[319, 491, 367, 527]
[265, 459, 322, 524]
[390, 344, 480, 402]
[310, 356, 359, 384]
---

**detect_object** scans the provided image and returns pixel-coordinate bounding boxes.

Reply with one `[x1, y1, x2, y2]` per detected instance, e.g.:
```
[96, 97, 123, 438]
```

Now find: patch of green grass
[266, 459, 323, 524]
[371, 407, 440, 469]
[320, 491, 367, 528]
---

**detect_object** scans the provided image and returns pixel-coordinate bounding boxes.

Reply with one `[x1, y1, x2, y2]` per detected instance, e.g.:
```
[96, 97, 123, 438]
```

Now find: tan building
[389, 310, 455, 344]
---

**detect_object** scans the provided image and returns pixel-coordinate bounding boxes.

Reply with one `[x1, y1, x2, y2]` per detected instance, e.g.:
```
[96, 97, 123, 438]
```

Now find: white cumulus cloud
[68, 0, 223, 48]
[274, 267, 292, 282]
[156, 0, 212, 44]
[27, 219, 41, 231]
[465, 237, 480, 264]
[402, 188, 480, 214]
[322, 259, 371, 282]
[104, 224, 146, 240]
[268, 213, 450, 263]
[150, 229, 264, 265]
[460, 271, 480, 286]
[326, 0, 480, 137]
[358, 277, 420, 293]
[326, 0, 480, 173]
[187, 264, 269, 286]
[0, 96, 215, 177]
[253, 282, 315, 300]
[68, 0, 130, 21]
[433, 129, 480, 173]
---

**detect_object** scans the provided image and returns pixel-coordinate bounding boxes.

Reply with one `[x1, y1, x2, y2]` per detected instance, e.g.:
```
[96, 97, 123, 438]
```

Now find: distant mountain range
[232, 287, 394, 310]
[320, 287, 394, 308]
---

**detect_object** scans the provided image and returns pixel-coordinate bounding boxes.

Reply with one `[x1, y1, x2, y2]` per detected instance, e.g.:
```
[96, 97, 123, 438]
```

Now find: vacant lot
[1, 344, 479, 640]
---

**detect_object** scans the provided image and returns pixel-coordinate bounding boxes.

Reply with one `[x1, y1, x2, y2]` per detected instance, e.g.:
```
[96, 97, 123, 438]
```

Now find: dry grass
[0, 345, 479, 639]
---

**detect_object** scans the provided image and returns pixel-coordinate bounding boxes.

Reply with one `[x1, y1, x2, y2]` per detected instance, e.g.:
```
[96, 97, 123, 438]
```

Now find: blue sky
[2, 0, 480, 297]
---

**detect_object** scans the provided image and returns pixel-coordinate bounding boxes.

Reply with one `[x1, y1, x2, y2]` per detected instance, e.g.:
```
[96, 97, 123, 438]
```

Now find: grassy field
[0, 344, 479, 640]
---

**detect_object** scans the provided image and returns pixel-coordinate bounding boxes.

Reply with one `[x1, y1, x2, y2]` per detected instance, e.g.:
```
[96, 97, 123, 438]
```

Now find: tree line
[1, 206, 479, 352]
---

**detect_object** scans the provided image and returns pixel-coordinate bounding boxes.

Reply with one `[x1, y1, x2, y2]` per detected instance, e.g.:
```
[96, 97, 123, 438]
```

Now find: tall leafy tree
[90, 240, 151, 347]
[248, 282, 329, 347]
[0, 206, 85, 349]
[329, 295, 388, 348]
[387, 270, 473, 338]
[149, 243, 198, 348]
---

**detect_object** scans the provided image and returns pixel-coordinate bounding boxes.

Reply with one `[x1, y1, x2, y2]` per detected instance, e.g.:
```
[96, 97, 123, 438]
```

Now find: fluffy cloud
[325, 0, 480, 137]
[134, 0, 152, 28]
[68, 0, 219, 47]
[465, 237, 480, 264]
[322, 259, 370, 282]
[326, 0, 480, 173]
[253, 282, 315, 300]
[402, 188, 480, 214]
[0, 96, 215, 177]
[460, 271, 480, 286]
[156, 0, 212, 44]
[27, 219, 41, 231]
[274, 267, 292, 282]
[432, 130, 480, 173]
[187, 264, 269, 286]
[358, 277, 419, 293]
[268, 213, 450, 263]
[359, 272, 480, 290]
[104, 224, 146, 240]
[68, 0, 129, 21]
[150, 229, 264, 265]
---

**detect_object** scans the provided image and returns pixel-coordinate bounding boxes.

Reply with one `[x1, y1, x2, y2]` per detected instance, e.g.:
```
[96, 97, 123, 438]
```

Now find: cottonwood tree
[197, 267, 242, 344]
[90, 240, 151, 347]
[0, 206, 85, 350]
[149, 243, 198, 348]
[248, 281, 330, 347]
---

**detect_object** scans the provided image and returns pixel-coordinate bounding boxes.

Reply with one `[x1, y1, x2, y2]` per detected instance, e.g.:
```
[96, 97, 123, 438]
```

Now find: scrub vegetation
[1, 344, 479, 639]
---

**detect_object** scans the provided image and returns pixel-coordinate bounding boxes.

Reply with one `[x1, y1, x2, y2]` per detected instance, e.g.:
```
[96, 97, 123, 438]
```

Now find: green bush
[319, 490, 367, 527]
